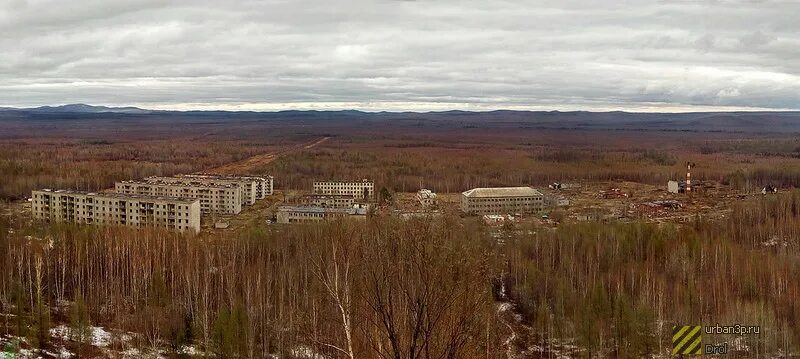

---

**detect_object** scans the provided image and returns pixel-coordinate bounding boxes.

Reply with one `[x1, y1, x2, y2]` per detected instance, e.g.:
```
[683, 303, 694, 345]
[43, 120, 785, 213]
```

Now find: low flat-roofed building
[313, 179, 374, 201]
[275, 205, 368, 224]
[31, 189, 200, 233]
[300, 194, 355, 208]
[417, 189, 438, 207]
[461, 187, 544, 215]
[115, 180, 242, 214]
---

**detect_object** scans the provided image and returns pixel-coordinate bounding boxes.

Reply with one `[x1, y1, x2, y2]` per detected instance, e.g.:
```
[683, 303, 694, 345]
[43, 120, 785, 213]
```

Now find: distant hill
[1, 104, 152, 114]
[1, 105, 800, 134]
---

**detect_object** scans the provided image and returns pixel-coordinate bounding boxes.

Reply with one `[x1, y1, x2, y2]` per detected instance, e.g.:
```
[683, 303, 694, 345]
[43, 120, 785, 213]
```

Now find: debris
[762, 185, 777, 195]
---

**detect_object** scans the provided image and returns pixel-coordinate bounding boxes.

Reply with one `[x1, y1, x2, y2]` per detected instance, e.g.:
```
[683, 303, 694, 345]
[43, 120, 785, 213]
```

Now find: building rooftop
[182, 174, 271, 181]
[35, 189, 199, 203]
[146, 176, 252, 186]
[313, 179, 373, 184]
[278, 205, 368, 215]
[302, 194, 356, 199]
[119, 179, 236, 189]
[462, 187, 543, 198]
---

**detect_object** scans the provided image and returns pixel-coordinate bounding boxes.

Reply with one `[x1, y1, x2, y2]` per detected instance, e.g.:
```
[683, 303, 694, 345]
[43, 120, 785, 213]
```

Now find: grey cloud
[1, 0, 799, 111]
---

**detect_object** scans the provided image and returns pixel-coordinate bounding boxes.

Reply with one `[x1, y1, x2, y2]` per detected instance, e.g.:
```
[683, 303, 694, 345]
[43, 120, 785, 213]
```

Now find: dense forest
[504, 192, 800, 357]
[3, 193, 800, 357]
[0, 216, 501, 358]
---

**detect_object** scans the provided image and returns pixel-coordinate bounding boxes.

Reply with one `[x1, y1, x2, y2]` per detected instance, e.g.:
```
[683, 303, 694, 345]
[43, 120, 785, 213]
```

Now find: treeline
[0, 140, 273, 199]
[0, 216, 503, 358]
[266, 147, 707, 194]
[726, 167, 800, 192]
[503, 191, 800, 357]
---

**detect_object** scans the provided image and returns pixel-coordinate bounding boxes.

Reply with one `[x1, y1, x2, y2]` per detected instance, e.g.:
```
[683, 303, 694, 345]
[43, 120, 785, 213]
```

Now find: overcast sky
[1, 0, 799, 112]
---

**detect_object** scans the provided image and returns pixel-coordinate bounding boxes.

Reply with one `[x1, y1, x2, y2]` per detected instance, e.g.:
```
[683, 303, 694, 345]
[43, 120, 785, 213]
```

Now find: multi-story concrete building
[313, 180, 374, 200]
[275, 205, 368, 224]
[460, 187, 544, 215]
[147, 176, 258, 205]
[115, 180, 242, 214]
[184, 174, 273, 199]
[417, 189, 438, 207]
[31, 189, 200, 233]
[300, 194, 355, 208]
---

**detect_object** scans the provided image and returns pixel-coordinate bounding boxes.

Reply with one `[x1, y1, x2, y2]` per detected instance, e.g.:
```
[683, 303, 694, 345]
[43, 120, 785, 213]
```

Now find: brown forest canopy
[3, 192, 800, 356]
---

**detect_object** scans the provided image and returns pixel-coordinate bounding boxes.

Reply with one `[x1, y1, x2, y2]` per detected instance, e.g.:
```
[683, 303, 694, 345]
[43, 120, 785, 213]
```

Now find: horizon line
[3, 101, 800, 114]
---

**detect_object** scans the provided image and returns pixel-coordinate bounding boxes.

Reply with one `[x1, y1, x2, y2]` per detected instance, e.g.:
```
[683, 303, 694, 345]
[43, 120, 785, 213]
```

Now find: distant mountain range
[2, 104, 800, 133]
[0, 104, 153, 114]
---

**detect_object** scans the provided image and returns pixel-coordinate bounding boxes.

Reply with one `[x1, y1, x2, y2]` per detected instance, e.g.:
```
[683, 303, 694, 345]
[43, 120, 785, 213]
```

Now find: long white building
[275, 205, 368, 224]
[300, 194, 356, 208]
[313, 180, 374, 200]
[31, 189, 201, 233]
[115, 180, 242, 214]
[461, 187, 544, 215]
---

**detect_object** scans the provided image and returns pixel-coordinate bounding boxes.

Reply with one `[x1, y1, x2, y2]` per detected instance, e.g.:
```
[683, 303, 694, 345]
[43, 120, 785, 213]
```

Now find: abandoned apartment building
[417, 189, 438, 207]
[31, 189, 201, 233]
[146, 175, 270, 206]
[313, 179, 374, 200]
[181, 174, 273, 198]
[115, 180, 243, 214]
[461, 187, 544, 215]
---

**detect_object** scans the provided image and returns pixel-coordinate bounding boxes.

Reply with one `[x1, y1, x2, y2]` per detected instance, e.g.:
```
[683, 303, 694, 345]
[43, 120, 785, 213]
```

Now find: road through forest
[205, 136, 329, 174]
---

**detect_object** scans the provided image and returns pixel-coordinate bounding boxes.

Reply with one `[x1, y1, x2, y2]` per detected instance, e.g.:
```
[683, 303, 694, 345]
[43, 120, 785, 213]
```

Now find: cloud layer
[2, 0, 799, 111]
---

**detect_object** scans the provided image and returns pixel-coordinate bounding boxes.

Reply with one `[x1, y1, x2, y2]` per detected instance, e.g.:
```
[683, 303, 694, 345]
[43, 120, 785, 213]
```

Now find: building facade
[184, 174, 273, 199]
[460, 187, 544, 215]
[313, 180, 374, 200]
[300, 194, 355, 208]
[275, 205, 368, 224]
[147, 176, 258, 205]
[417, 189, 438, 207]
[115, 180, 242, 214]
[31, 189, 200, 233]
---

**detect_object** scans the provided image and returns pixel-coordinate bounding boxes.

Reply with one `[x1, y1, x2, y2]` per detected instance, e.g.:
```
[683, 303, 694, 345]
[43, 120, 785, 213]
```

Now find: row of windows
[35, 198, 191, 209]
[468, 197, 542, 202]
[34, 211, 194, 224]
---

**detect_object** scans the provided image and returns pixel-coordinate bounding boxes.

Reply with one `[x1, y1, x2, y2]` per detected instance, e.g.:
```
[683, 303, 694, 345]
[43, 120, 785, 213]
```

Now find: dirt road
[206, 136, 329, 175]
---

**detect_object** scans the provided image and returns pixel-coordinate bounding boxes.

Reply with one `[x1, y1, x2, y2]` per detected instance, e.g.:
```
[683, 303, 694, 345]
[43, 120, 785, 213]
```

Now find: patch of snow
[90, 326, 112, 347]
[179, 345, 203, 356]
[763, 235, 789, 247]
[50, 324, 71, 340]
[292, 345, 326, 359]
[121, 348, 140, 358]
[497, 302, 512, 312]
[57, 347, 74, 358]
[118, 333, 134, 342]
